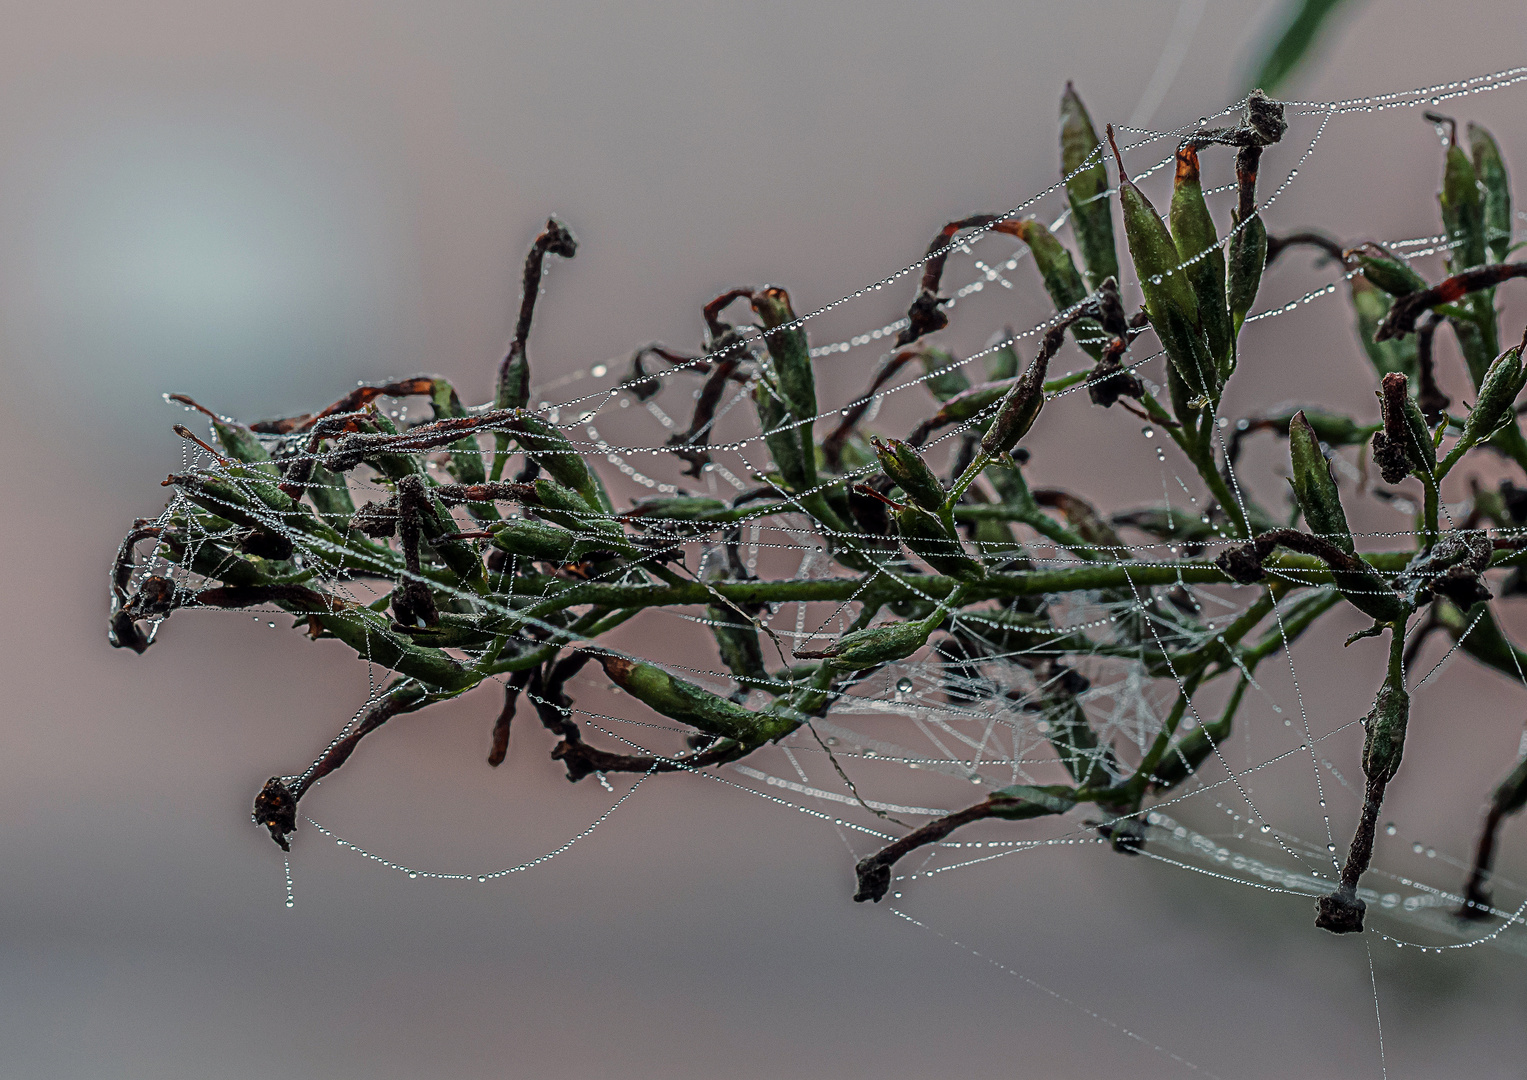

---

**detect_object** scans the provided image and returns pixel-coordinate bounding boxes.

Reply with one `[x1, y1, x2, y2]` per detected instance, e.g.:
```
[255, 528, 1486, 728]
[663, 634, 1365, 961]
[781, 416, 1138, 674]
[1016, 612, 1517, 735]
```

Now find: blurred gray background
[4, 1, 1527, 1077]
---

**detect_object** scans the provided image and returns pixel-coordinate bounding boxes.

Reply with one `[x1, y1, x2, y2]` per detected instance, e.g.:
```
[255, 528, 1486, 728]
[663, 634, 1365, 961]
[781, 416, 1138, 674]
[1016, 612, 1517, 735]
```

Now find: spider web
[120, 63, 1527, 1077]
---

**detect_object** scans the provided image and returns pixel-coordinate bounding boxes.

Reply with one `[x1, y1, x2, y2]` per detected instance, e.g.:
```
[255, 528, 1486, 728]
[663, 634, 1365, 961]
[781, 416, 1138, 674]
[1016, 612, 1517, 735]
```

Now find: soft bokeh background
[4, 2, 1527, 1077]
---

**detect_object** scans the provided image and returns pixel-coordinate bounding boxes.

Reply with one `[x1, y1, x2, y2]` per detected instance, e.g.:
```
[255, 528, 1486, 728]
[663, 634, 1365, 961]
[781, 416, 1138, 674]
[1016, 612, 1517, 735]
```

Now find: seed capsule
[1469, 122, 1512, 264]
[1106, 125, 1218, 405]
[1060, 83, 1119, 291]
[1459, 342, 1526, 449]
[1363, 674, 1409, 781]
[873, 437, 946, 512]
[1288, 411, 1353, 552]
[593, 652, 775, 742]
[1226, 147, 1268, 338]
[753, 376, 811, 491]
[488, 518, 579, 563]
[752, 286, 818, 487]
[1376, 372, 1436, 476]
[895, 504, 984, 580]
[1010, 218, 1104, 360]
[1289, 413, 1410, 621]
[1355, 252, 1428, 298]
[510, 410, 610, 512]
[980, 347, 1049, 457]
[1349, 276, 1419, 380]
[918, 346, 971, 401]
[1171, 144, 1232, 374]
[819, 620, 933, 672]
[1430, 114, 1487, 274]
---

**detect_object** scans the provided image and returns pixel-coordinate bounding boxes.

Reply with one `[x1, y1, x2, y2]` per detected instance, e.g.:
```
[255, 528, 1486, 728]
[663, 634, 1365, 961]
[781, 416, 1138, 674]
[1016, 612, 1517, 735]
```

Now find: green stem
[1138, 393, 1248, 538]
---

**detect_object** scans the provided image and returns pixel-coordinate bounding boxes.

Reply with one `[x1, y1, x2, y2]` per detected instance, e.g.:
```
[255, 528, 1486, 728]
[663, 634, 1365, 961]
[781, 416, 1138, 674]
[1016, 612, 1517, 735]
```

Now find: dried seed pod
[873, 437, 946, 512]
[1171, 145, 1232, 373]
[1060, 83, 1118, 291]
[1395, 532, 1493, 609]
[1370, 431, 1411, 486]
[1376, 371, 1436, 477]
[391, 577, 440, 628]
[496, 218, 577, 412]
[1084, 356, 1143, 408]
[350, 497, 399, 538]
[1469, 122, 1512, 265]
[252, 777, 298, 851]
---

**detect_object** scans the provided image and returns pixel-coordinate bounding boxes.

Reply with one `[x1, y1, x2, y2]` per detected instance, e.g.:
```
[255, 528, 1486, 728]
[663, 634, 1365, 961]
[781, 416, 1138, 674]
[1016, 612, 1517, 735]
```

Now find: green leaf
[1246, 0, 1355, 95]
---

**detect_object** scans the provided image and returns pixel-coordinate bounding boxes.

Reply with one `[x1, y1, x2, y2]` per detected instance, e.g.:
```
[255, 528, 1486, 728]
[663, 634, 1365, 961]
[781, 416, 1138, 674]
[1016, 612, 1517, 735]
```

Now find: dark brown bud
[240, 529, 295, 561]
[1216, 542, 1269, 584]
[252, 777, 298, 851]
[350, 497, 400, 538]
[391, 578, 439, 628]
[1370, 431, 1411, 485]
[1085, 357, 1144, 408]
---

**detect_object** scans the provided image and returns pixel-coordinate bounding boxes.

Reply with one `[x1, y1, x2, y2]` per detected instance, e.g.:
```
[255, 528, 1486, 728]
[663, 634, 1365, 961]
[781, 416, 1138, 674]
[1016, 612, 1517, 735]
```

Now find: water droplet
[408, 872, 418, 879]
[895, 677, 914, 694]
[1385, 823, 1397, 835]
[1260, 824, 1270, 833]
[1142, 427, 1155, 439]
[1413, 842, 1424, 854]
[1426, 848, 1436, 858]
[590, 364, 608, 378]
[1327, 843, 1337, 852]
